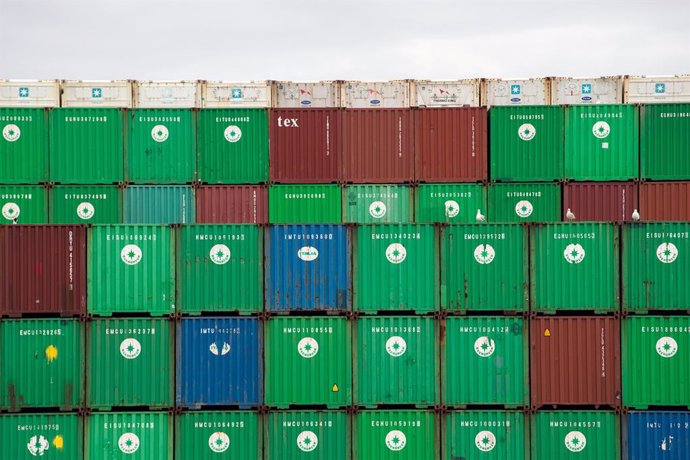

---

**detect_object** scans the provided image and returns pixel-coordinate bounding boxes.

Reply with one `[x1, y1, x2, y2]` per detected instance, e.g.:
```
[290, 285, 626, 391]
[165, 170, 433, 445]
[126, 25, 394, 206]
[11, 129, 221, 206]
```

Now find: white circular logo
[656, 336, 678, 358]
[210, 244, 231, 265]
[518, 123, 536, 141]
[121, 244, 143, 265]
[209, 342, 231, 356]
[657, 243, 679, 264]
[385, 430, 407, 451]
[297, 337, 319, 358]
[475, 431, 497, 452]
[120, 338, 142, 360]
[564, 243, 586, 264]
[26, 435, 49, 456]
[118, 433, 140, 454]
[386, 243, 407, 264]
[1, 202, 20, 221]
[208, 432, 230, 453]
[445, 200, 460, 218]
[474, 336, 496, 358]
[224, 125, 242, 143]
[3, 124, 21, 142]
[564, 431, 587, 452]
[369, 201, 387, 219]
[297, 246, 319, 262]
[386, 336, 407, 357]
[296, 431, 318, 452]
[474, 244, 496, 265]
[515, 200, 533, 218]
[592, 121, 611, 139]
[151, 125, 169, 143]
[77, 202, 95, 220]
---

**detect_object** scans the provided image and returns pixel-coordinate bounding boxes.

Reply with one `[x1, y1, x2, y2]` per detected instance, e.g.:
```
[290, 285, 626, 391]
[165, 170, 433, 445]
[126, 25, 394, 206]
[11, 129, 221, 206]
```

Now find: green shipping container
[443, 317, 528, 406]
[0, 185, 47, 224]
[623, 316, 690, 408]
[87, 318, 173, 409]
[87, 225, 175, 315]
[176, 411, 261, 460]
[50, 108, 124, 184]
[266, 411, 349, 460]
[441, 224, 528, 312]
[0, 413, 82, 459]
[343, 185, 412, 223]
[0, 319, 83, 410]
[177, 224, 262, 314]
[269, 184, 342, 223]
[355, 316, 438, 406]
[444, 411, 527, 460]
[0, 108, 49, 183]
[531, 223, 619, 312]
[415, 183, 487, 224]
[565, 104, 639, 181]
[124, 185, 195, 225]
[532, 411, 620, 460]
[265, 317, 352, 407]
[489, 106, 565, 182]
[641, 103, 690, 180]
[355, 410, 437, 460]
[488, 183, 561, 223]
[197, 108, 269, 184]
[354, 224, 438, 312]
[85, 412, 172, 460]
[50, 185, 122, 224]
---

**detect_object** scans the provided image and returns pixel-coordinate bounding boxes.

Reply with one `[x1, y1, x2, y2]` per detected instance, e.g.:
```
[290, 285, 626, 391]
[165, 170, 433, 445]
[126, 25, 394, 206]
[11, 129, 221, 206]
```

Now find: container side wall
[0, 108, 49, 183]
[195, 185, 268, 224]
[415, 184, 487, 224]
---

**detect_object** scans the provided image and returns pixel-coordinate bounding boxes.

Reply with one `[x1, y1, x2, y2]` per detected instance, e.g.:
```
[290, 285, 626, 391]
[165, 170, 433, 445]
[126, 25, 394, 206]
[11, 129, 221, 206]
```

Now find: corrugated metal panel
[531, 223, 619, 312]
[355, 316, 438, 406]
[50, 185, 122, 224]
[61, 80, 133, 108]
[195, 185, 268, 224]
[197, 108, 269, 184]
[563, 182, 639, 223]
[565, 104, 639, 180]
[49, 108, 124, 184]
[354, 224, 438, 312]
[268, 185, 342, 223]
[87, 225, 174, 315]
[176, 318, 262, 407]
[412, 79, 480, 107]
[0, 108, 49, 183]
[445, 411, 528, 460]
[530, 316, 621, 407]
[640, 182, 690, 221]
[341, 80, 410, 108]
[0, 185, 48, 224]
[0, 79, 60, 107]
[176, 411, 261, 459]
[342, 109, 413, 183]
[269, 109, 341, 183]
[489, 106, 564, 182]
[266, 225, 350, 312]
[441, 224, 528, 312]
[623, 316, 690, 408]
[124, 185, 195, 224]
[177, 225, 262, 314]
[344, 185, 412, 223]
[85, 412, 172, 459]
[354, 410, 437, 460]
[273, 81, 341, 108]
[488, 183, 561, 223]
[201, 81, 272, 108]
[626, 411, 690, 460]
[0, 319, 83, 410]
[265, 317, 351, 407]
[414, 107, 488, 182]
[266, 411, 349, 459]
[532, 411, 620, 459]
[134, 81, 201, 108]
[641, 104, 690, 180]
[625, 75, 690, 103]
[87, 318, 173, 409]
[482, 78, 551, 106]
[415, 184, 486, 224]
[0, 225, 86, 316]
[551, 77, 623, 105]
[0, 413, 82, 458]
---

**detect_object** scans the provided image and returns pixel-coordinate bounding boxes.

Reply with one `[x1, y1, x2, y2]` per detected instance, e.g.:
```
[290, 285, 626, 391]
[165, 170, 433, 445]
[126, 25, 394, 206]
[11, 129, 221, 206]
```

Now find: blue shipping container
[176, 317, 262, 408]
[626, 412, 690, 460]
[265, 224, 351, 311]
[125, 185, 195, 224]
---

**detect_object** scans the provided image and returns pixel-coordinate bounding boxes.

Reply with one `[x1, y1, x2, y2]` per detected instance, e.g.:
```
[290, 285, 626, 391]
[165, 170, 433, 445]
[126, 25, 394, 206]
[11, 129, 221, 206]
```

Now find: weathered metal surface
[195, 185, 268, 224]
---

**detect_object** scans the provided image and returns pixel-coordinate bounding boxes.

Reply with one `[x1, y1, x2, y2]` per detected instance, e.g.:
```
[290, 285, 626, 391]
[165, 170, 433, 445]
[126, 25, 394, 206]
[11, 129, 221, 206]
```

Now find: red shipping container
[414, 108, 487, 182]
[342, 109, 413, 183]
[269, 109, 341, 183]
[639, 181, 690, 221]
[0, 225, 86, 316]
[531, 316, 621, 408]
[563, 182, 639, 223]
[195, 185, 268, 224]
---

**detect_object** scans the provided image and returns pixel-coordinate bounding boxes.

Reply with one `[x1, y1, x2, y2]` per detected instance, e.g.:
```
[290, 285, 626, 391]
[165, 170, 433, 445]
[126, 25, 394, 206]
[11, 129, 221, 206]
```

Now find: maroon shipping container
[269, 109, 341, 183]
[195, 185, 268, 224]
[639, 181, 690, 221]
[414, 108, 488, 182]
[342, 109, 413, 183]
[0, 225, 86, 316]
[563, 182, 639, 223]
[530, 316, 621, 409]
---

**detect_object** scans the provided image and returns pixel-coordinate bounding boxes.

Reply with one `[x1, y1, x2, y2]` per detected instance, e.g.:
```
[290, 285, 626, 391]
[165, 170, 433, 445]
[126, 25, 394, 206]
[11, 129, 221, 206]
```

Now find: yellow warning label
[45, 345, 58, 362]
[53, 435, 64, 449]
[332, 384, 339, 393]
[544, 329, 551, 337]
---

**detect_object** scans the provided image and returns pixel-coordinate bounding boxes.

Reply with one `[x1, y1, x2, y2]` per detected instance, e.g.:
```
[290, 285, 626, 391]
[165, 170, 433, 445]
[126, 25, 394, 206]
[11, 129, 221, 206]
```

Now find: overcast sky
[1, 0, 689, 80]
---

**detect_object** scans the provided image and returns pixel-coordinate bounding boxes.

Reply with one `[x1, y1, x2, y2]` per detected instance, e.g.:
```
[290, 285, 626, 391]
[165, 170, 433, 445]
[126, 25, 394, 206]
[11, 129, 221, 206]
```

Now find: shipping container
[489, 106, 564, 182]
[625, 75, 690, 103]
[49, 108, 124, 184]
[0, 319, 83, 410]
[641, 103, 690, 180]
[412, 79, 481, 107]
[50, 185, 122, 224]
[0, 79, 60, 107]
[265, 317, 351, 407]
[441, 224, 528, 312]
[415, 183, 486, 224]
[532, 411, 620, 459]
[195, 185, 268, 224]
[134, 80, 201, 108]
[176, 411, 261, 459]
[266, 225, 350, 312]
[269, 109, 341, 183]
[0, 225, 86, 316]
[414, 107, 488, 182]
[85, 412, 172, 460]
[482, 78, 550, 106]
[355, 316, 438, 406]
[565, 104, 639, 180]
[268, 184, 341, 223]
[177, 224, 262, 314]
[444, 411, 528, 460]
[342, 109, 413, 183]
[61, 80, 133, 108]
[197, 108, 269, 184]
[487, 183, 561, 223]
[0, 413, 82, 459]
[354, 410, 437, 460]
[201, 80, 272, 108]
[273, 81, 341, 108]
[341, 80, 410, 108]
[623, 316, 690, 408]
[550, 77, 623, 105]
[354, 224, 438, 312]
[343, 185, 412, 223]
[265, 411, 349, 459]
[176, 318, 262, 407]
[87, 318, 173, 409]
[124, 185, 194, 224]
[530, 316, 621, 408]
[625, 411, 690, 460]
[563, 182, 639, 223]
[0, 108, 49, 183]
[0, 185, 48, 224]
[87, 225, 174, 315]
[640, 182, 690, 221]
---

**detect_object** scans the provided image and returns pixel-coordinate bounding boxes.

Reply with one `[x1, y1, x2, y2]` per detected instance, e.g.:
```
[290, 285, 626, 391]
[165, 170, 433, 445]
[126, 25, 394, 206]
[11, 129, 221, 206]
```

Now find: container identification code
[1, 193, 32, 199]
[103, 422, 155, 429]
[0, 115, 33, 122]
[138, 116, 181, 123]
[282, 421, 333, 427]
[63, 193, 108, 200]
[640, 326, 690, 333]
[371, 421, 422, 427]
[549, 421, 601, 428]
[64, 116, 108, 122]
[199, 327, 241, 335]
[553, 232, 596, 240]
[659, 112, 690, 118]
[509, 114, 544, 120]
[17, 424, 60, 431]
[506, 191, 541, 198]
[19, 329, 63, 336]
[356, 192, 399, 199]
[194, 421, 245, 428]
[646, 232, 689, 239]
[458, 326, 509, 333]
[646, 422, 690, 429]
[215, 117, 250, 123]
[105, 328, 156, 335]
[430, 192, 472, 198]
[195, 234, 245, 241]
[371, 233, 421, 240]
[284, 193, 326, 199]
[283, 327, 333, 334]
[106, 234, 157, 241]
[464, 233, 506, 240]
[283, 233, 333, 240]
[371, 326, 422, 333]
[579, 112, 623, 119]
[460, 421, 511, 427]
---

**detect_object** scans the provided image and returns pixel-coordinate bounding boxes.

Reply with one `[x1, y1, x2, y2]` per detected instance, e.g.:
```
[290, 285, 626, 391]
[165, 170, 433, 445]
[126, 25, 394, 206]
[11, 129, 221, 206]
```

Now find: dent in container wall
[343, 184, 412, 223]
[626, 411, 690, 460]
[273, 81, 341, 108]
[195, 185, 268, 224]
[265, 411, 349, 460]
[0, 108, 49, 184]
[354, 410, 437, 460]
[562, 182, 639, 223]
[85, 412, 172, 460]
[639, 182, 690, 221]
[176, 411, 261, 459]
[415, 183, 487, 223]
[124, 185, 195, 224]
[531, 411, 620, 460]
[0, 185, 48, 224]
[444, 411, 528, 460]
[0, 413, 82, 459]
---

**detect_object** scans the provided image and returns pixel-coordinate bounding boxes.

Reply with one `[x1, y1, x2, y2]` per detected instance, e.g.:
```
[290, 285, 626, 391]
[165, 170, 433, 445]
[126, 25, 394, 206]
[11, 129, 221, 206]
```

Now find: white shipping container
[412, 79, 480, 107]
[61, 80, 133, 108]
[624, 75, 690, 103]
[482, 78, 551, 106]
[0, 80, 60, 107]
[134, 81, 201, 108]
[551, 76, 623, 105]
[202, 81, 271, 108]
[340, 80, 410, 108]
[273, 81, 340, 108]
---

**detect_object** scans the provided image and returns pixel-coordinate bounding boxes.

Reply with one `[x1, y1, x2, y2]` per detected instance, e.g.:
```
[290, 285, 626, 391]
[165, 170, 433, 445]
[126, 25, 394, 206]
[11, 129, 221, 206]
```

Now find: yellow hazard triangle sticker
[332, 384, 339, 392]
[544, 329, 551, 337]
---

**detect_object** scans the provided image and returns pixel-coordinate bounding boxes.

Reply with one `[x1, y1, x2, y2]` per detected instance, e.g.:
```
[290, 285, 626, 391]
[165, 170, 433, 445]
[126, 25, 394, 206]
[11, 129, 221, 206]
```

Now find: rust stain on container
[563, 182, 639, 223]
[195, 185, 268, 224]
[639, 182, 690, 221]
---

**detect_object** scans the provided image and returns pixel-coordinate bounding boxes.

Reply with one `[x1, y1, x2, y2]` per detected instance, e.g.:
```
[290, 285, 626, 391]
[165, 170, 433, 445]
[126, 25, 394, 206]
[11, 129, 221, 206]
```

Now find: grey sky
[1, 0, 689, 80]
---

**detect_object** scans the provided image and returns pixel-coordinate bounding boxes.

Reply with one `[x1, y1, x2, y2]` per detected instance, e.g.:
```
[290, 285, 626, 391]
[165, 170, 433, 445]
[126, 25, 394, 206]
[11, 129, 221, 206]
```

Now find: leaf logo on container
[518, 123, 536, 141]
[118, 433, 140, 454]
[120, 338, 142, 360]
[515, 200, 533, 218]
[2, 202, 20, 221]
[445, 200, 460, 218]
[296, 431, 319, 452]
[369, 201, 387, 219]
[297, 337, 319, 358]
[656, 336, 678, 358]
[564, 243, 586, 264]
[208, 432, 230, 453]
[564, 431, 587, 452]
[298, 246, 319, 262]
[27, 435, 49, 456]
[209, 341, 231, 356]
[386, 243, 407, 264]
[77, 202, 95, 220]
[592, 121, 611, 139]
[474, 244, 496, 265]
[3, 124, 21, 142]
[475, 430, 497, 452]
[474, 336, 496, 358]
[151, 125, 169, 143]
[385, 430, 407, 451]
[121, 244, 143, 265]
[656, 243, 679, 264]
[210, 244, 231, 265]
[386, 336, 407, 357]
[224, 125, 242, 143]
